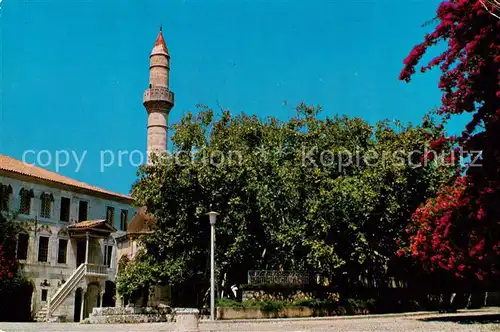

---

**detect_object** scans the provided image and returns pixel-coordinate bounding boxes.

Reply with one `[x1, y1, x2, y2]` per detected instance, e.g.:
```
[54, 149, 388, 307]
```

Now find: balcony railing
[85, 263, 108, 277]
[143, 86, 174, 105]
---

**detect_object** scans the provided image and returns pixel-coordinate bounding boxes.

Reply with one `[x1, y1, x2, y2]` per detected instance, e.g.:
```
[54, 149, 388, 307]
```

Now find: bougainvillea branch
[0, 245, 15, 281]
[480, 0, 500, 20]
[400, 0, 500, 281]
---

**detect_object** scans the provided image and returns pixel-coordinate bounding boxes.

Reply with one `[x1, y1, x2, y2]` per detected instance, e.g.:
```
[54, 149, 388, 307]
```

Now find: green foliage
[260, 300, 285, 313]
[218, 292, 440, 315]
[216, 297, 367, 314]
[131, 104, 452, 304]
[116, 250, 156, 298]
[216, 298, 244, 308]
[220, 299, 286, 313]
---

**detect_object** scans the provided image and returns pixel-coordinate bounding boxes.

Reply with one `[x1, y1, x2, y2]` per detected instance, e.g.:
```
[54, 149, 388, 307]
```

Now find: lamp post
[206, 211, 219, 321]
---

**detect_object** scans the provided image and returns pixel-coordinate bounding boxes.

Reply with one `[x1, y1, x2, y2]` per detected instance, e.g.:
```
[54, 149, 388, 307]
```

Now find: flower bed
[216, 298, 373, 320]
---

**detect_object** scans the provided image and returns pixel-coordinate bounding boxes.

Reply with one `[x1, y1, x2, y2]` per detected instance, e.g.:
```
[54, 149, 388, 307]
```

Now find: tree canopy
[124, 103, 453, 305]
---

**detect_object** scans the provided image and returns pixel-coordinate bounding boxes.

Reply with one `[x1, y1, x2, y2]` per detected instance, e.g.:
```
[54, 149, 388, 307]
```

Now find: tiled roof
[127, 206, 156, 235]
[67, 220, 106, 229]
[0, 154, 133, 202]
[68, 219, 117, 232]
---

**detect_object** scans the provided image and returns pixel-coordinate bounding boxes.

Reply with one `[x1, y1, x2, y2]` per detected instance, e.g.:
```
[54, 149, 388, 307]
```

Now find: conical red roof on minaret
[151, 28, 169, 55]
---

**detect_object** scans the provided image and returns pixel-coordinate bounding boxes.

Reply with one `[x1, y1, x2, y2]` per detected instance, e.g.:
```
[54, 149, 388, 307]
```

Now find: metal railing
[247, 270, 311, 285]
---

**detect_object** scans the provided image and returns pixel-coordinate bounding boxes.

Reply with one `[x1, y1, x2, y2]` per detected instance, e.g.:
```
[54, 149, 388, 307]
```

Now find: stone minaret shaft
[143, 28, 174, 163]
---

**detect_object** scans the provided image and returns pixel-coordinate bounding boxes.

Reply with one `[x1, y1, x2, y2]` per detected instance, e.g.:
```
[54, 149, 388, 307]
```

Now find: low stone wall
[85, 306, 174, 324]
[217, 306, 327, 320]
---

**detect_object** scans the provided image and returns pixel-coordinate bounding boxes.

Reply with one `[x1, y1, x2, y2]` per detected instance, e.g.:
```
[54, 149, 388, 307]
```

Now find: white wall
[0, 175, 136, 230]
[0, 174, 138, 316]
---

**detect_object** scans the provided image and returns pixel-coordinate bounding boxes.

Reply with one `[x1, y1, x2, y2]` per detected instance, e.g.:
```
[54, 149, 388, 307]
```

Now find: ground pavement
[0, 308, 499, 332]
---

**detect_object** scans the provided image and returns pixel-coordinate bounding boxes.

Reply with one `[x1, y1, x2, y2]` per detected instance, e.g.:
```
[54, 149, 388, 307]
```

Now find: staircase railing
[46, 263, 86, 318]
[47, 263, 109, 319]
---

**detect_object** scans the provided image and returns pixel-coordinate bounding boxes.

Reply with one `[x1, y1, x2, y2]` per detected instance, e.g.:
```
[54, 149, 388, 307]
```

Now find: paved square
[0, 309, 499, 332]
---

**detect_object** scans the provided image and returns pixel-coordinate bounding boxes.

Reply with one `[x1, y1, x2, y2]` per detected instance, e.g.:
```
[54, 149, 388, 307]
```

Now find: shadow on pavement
[420, 313, 500, 325]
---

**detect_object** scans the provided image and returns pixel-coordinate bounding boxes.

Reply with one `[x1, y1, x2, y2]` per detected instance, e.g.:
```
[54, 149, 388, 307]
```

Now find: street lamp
[206, 211, 219, 321]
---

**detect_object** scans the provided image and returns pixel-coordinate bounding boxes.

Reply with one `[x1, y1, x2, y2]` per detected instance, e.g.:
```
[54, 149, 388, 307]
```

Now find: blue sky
[0, 0, 468, 195]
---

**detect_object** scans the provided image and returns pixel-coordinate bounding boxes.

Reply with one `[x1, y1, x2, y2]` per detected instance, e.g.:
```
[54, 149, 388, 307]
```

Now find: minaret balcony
[143, 86, 174, 106]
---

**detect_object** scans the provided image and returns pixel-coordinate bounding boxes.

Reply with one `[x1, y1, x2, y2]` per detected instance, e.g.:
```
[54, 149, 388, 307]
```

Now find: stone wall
[51, 288, 77, 322]
[0, 175, 137, 231]
[242, 289, 314, 303]
[217, 307, 321, 320]
[85, 306, 174, 324]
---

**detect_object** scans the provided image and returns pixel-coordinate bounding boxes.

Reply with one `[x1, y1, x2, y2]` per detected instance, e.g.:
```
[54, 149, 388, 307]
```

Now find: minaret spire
[143, 28, 175, 164]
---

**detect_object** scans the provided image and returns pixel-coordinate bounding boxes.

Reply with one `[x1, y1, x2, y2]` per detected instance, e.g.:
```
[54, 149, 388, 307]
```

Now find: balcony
[143, 86, 174, 107]
[84, 263, 108, 277]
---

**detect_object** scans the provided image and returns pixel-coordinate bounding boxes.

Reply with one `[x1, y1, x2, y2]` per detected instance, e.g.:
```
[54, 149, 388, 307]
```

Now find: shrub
[216, 298, 243, 308]
[260, 300, 285, 313]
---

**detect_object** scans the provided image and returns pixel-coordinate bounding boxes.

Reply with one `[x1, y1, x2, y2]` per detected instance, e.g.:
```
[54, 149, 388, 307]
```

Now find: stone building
[116, 206, 156, 262]
[115, 206, 173, 307]
[0, 27, 174, 322]
[0, 154, 137, 322]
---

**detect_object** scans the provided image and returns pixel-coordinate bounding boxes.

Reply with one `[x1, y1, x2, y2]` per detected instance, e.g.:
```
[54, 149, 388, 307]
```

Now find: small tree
[116, 251, 156, 306]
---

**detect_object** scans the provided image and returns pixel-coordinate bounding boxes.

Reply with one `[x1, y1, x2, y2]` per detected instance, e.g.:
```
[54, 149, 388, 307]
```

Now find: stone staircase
[46, 263, 87, 320]
[40, 263, 108, 321]
[33, 304, 48, 322]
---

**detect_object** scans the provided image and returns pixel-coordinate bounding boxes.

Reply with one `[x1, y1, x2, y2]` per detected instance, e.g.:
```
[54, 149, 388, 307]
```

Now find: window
[40, 192, 54, 218]
[16, 233, 29, 260]
[120, 209, 128, 231]
[78, 201, 88, 222]
[57, 239, 68, 264]
[104, 245, 113, 268]
[60, 197, 70, 222]
[106, 206, 115, 224]
[41, 289, 48, 302]
[0, 184, 12, 212]
[38, 236, 49, 262]
[19, 188, 34, 215]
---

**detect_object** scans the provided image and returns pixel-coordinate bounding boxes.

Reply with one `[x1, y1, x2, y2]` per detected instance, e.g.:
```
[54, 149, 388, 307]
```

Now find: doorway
[76, 240, 86, 267]
[74, 288, 82, 322]
[102, 281, 116, 307]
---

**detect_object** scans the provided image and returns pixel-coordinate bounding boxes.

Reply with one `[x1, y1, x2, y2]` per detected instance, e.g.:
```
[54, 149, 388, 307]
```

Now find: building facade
[0, 28, 173, 322]
[0, 155, 137, 322]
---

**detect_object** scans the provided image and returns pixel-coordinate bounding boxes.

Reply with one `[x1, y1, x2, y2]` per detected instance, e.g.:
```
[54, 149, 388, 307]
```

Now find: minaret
[143, 27, 174, 164]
